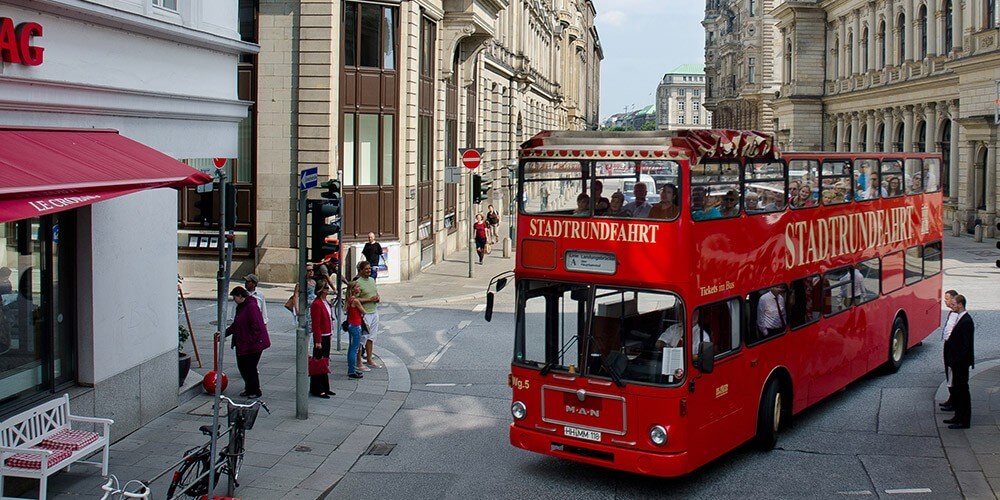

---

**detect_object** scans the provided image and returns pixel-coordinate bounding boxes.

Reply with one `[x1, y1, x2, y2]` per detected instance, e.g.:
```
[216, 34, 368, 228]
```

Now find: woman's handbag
[308, 357, 330, 376]
[341, 320, 350, 331]
[284, 294, 296, 313]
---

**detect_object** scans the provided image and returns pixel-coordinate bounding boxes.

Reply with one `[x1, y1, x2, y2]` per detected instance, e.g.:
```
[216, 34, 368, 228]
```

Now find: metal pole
[208, 170, 226, 498]
[468, 172, 474, 278]
[296, 192, 309, 419]
[334, 170, 343, 351]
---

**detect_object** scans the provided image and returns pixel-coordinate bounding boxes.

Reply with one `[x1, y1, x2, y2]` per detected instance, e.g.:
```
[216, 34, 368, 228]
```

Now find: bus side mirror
[694, 342, 715, 373]
[496, 277, 508, 292]
[485, 292, 495, 322]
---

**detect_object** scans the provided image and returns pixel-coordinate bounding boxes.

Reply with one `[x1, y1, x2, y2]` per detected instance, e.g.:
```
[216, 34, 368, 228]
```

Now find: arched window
[915, 120, 927, 151]
[945, 1, 954, 53]
[919, 6, 928, 59]
[987, 0, 997, 29]
[859, 124, 868, 151]
[844, 125, 853, 151]
[876, 123, 886, 151]
[862, 28, 870, 71]
[833, 36, 840, 79]
[878, 21, 887, 67]
[894, 123, 904, 152]
[940, 120, 951, 196]
[784, 41, 793, 84]
[847, 34, 854, 75]
[897, 13, 906, 63]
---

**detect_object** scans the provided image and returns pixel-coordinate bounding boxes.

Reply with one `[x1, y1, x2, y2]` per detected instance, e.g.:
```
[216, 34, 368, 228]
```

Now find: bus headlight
[649, 425, 667, 446]
[511, 401, 527, 420]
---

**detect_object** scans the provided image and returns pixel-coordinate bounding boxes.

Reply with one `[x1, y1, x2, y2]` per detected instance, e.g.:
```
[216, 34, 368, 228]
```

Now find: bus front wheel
[754, 381, 782, 451]
[886, 318, 907, 373]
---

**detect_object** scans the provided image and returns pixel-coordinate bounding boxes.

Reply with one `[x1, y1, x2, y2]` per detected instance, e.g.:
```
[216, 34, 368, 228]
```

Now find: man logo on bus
[565, 405, 600, 418]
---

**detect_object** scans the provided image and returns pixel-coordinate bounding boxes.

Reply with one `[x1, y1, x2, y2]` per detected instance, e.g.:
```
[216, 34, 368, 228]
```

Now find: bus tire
[754, 380, 782, 451]
[886, 317, 907, 373]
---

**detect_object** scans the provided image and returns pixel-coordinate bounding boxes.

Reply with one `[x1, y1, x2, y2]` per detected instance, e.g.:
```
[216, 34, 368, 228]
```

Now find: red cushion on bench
[40, 429, 99, 451]
[4, 448, 72, 469]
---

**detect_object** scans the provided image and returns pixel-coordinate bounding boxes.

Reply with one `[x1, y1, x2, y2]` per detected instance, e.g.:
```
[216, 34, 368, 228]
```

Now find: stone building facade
[656, 64, 712, 130]
[703, 0, 779, 132]
[179, 0, 602, 282]
[768, 0, 1000, 233]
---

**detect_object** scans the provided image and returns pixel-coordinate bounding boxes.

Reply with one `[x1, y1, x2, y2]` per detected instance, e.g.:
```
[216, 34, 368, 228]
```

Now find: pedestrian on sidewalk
[939, 289, 959, 411]
[345, 281, 365, 380]
[362, 232, 384, 281]
[943, 294, 974, 429]
[309, 283, 335, 398]
[486, 205, 500, 244]
[474, 213, 489, 263]
[286, 263, 317, 323]
[244, 274, 269, 326]
[226, 286, 271, 399]
[356, 261, 382, 371]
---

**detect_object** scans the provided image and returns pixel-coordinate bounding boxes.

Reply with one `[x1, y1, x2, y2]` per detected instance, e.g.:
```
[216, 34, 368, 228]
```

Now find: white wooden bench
[0, 394, 113, 500]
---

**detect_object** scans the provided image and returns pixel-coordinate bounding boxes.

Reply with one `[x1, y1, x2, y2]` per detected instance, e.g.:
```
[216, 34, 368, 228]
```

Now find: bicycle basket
[227, 404, 261, 430]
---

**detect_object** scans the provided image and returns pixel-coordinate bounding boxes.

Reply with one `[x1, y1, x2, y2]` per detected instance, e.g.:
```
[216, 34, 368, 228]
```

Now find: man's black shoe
[349, 373, 364, 379]
[940, 405, 954, 411]
[948, 423, 970, 429]
[943, 417, 959, 424]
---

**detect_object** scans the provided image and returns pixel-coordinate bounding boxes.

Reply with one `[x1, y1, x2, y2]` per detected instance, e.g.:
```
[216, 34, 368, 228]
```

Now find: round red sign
[213, 158, 227, 168]
[461, 149, 482, 170]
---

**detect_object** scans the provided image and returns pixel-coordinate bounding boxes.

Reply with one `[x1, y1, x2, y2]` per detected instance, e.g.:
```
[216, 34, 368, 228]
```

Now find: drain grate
[365, 443, 396, 456]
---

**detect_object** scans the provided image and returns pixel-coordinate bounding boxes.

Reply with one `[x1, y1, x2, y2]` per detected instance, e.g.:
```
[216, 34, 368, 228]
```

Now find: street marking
[836, 491, 873, 496]
[472, 304, 485, 312]
[426, 383, 456, 387]
[457, 320, 471, 329]
[885, 488, 932, 494]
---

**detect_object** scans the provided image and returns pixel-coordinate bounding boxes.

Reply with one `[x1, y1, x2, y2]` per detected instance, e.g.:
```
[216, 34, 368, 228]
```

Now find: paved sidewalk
[37, 247, 514, 499]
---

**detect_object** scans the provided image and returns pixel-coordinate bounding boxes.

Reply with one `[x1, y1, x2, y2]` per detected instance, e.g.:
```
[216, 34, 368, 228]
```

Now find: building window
[940, 120, 952, 196]
[344, 2, 397, 70]
[1, 214, 77, 409]
[748, 57, 756, 83]
[861, 29, 869, 71]
[153, 0, 177, 10]
[678, 101, 685, 112]
[897, 13, 906, 62]
[679, 115, 685, 124]
[693, 115, 700, 125]
[878, 21, 887, 67]
[945, 1, 954, 53]
[693, 89, 700, 97]
[693, 101, 700, 112]
[988, 0, 997, 28]
[749, 0, 757, 16]
[678, 88, 685, 97]
[919, 6, 928, 58]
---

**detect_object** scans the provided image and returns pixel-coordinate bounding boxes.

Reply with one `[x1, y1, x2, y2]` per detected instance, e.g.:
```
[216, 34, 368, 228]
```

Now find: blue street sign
[299, 167, 319, 191]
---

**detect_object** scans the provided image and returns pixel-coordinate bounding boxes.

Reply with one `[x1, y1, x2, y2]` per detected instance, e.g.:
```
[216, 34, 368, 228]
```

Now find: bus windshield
[515, 279, 686, 386]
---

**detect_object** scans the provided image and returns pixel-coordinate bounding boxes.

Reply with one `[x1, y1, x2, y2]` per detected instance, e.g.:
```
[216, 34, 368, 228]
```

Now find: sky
[590, 0, 706, 121]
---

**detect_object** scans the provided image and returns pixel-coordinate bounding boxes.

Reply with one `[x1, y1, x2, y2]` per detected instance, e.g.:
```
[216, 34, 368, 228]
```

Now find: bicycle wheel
[226, 427, 246, 492]
[167, 450, 216, 498]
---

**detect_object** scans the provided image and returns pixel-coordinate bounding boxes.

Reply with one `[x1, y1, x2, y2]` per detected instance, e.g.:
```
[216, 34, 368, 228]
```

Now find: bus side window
[923, 158, 941, 193]
[748, 285, 788, 344]
[856, 257, 881, 305]
[855, 159, 880, 201]
[820, 160, 852, 206]
[904, 245, 923, 285]
[881, 160, 904, 197]
[924, 241, 942, 277]
[788, 159, 819, 209]
[882, 251, 905, 294]
[904, 158, 923, 195]
[822, 266, 854, 315]
[787, 274, 822, 329]
[744, 161, 786, 214]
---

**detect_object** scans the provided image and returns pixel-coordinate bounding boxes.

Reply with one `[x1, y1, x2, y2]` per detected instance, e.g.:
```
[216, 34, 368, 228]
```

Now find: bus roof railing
[519, 129, 780, 165]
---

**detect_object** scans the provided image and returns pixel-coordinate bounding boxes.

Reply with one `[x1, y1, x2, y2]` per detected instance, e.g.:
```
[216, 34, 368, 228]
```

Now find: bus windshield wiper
[603, 351, 627, 388]
[539, 336, 578, 376]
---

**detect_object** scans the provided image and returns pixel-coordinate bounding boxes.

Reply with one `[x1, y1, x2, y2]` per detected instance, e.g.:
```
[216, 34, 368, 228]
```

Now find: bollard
[503, 237, 511, 258]
[952, 221, 961, 237]
[974, 224, 984, 242]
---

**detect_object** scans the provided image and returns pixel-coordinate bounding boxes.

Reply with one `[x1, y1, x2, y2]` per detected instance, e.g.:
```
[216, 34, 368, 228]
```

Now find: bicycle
[166, 395, 270, 499]
[99, 475, 150, 499]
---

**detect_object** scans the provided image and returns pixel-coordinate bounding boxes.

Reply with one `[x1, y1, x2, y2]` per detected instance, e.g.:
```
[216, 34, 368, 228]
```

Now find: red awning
[0, 127, 214, 223]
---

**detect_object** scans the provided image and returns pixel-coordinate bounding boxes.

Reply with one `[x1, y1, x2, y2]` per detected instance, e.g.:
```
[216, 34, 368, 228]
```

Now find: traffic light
[473, 174, 491, 204]
[310, 180, 342, 264]
[224, 183, 237, 231]
[192, 191, 213, 227]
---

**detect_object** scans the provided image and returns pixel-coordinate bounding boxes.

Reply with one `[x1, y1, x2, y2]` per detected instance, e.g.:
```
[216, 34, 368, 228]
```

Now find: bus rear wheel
[886, 318, 907, 373]
[754, 381, 782, 451]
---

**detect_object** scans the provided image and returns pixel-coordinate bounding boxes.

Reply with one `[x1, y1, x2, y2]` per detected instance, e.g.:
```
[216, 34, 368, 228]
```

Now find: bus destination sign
[565, 250, 617, 275]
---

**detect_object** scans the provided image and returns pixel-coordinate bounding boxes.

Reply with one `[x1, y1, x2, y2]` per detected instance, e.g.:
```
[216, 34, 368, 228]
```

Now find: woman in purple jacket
[226, 286, 271, 399]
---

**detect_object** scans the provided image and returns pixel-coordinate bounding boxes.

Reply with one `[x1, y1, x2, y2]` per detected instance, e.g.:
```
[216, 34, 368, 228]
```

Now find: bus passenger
[908, 172, 923, 194]
[606, 191, 628, 217]
[757, 285, 787, 337]
[821, 189, 838, 205]
[691, 186, 722, 220]
[689, 310, 711, 360]
[791, 185, 816, 208]
[788, 180, 801, 203]
[719, 190, 740, 217]
[593, 180, 611, 215]
[745, 192, 761, 212]
[886, 176, 904, 196]
[648, 183, 680, 220]
[623, 182, 653, 218]
[573, 193, 591, 216]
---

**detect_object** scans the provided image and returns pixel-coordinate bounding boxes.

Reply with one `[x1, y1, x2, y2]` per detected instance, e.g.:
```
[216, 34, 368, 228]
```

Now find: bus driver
[656, 309, 711, 358]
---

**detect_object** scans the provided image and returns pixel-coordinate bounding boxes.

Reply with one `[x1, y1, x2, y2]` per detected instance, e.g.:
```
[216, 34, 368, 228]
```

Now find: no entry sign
[460, 148, 484, 170]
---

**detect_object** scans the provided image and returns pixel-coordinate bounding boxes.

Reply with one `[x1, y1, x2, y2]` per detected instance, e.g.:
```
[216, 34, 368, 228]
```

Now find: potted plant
[178, 275, 192, 386]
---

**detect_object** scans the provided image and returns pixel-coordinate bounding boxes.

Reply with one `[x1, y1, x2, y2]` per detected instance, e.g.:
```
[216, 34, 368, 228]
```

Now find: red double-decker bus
[496, 129, 943, 476]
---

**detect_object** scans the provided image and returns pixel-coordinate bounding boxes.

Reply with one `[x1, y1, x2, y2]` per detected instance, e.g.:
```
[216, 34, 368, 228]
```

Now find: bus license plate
[563, 426, 601, 442]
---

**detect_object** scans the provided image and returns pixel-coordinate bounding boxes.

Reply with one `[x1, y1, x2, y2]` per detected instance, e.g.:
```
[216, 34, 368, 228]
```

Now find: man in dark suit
[943, 294, 974, 429]
[940, 289, 959, 411]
